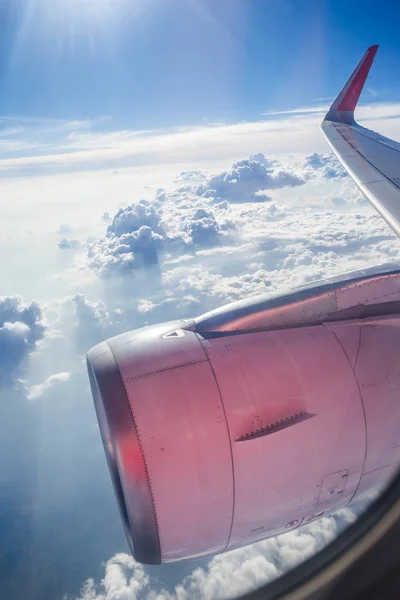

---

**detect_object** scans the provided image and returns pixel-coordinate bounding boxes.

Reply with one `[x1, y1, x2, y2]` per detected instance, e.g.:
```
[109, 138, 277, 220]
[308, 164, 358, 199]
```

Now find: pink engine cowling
[87, 270, 400, 564]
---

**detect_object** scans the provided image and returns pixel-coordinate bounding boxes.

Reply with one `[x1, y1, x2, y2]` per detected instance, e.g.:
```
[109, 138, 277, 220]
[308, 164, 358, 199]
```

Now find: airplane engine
[87, 269, 400, 565]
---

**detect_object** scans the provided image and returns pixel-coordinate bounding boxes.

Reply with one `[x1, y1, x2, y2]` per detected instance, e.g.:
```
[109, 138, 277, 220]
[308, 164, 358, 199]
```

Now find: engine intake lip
[87, 342, 161, 565]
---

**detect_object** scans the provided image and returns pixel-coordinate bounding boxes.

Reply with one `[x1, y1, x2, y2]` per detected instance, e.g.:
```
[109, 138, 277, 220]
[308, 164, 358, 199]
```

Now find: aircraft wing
[321, 45, 400, 237]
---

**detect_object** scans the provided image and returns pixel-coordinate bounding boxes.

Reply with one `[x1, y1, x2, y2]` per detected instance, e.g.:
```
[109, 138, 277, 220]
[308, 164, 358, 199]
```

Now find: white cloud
[72, 293, 136, 351]
[84, 154, 319, 279]
[27, 371, 72, 400]
[196, 155, 305, 203]
[3, 101, 400, 176]
[0, 296, 46, 386]
[183, 208, 233, 247]
[73, 294, 112, 348]
[137, 299, 156, 313]
[70, 146, 399, 334]
[173, 170, 208, 184]
[76, 511, 355, 600]
[151, 205, 396, 314]
[302, 152, 347, 180]
[86, 199, 170, 276]
[264, 105, 328, 117]
[108, 200, 165, 238]
[86, 191, 235, 277]
[74, 294, 110, 326]
[88, 225, 165, 276]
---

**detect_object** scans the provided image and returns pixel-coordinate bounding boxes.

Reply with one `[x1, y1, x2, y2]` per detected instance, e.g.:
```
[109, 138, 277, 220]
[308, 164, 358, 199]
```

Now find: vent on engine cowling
[236, 412, 315, 442]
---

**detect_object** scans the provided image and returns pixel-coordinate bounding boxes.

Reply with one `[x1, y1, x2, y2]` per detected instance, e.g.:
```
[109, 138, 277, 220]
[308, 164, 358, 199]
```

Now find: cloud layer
[85, 153, 334, 280]
[3, 101, 400, 176]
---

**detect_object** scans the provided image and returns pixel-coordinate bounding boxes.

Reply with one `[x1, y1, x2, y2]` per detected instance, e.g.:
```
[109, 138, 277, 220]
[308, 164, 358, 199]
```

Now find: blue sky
[1, 0, 400, 131]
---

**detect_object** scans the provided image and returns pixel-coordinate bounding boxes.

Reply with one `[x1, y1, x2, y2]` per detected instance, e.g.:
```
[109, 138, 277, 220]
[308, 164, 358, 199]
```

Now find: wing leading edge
[321, 45, 400, 238]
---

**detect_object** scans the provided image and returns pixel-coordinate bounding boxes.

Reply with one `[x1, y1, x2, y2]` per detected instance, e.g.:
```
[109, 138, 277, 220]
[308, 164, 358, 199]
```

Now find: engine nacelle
[87, 266, 400, 564]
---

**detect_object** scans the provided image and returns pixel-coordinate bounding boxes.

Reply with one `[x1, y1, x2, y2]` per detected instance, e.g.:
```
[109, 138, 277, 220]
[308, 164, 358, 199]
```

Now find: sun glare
[45, 0, 129, 24]
[35, 0, 148, 41]
[14, 0, 150, 57]
[59, 0, 127, 18]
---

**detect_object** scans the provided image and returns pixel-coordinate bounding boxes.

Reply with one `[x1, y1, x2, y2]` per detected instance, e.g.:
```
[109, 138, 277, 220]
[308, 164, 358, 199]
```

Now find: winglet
[324, 45, 378, 125]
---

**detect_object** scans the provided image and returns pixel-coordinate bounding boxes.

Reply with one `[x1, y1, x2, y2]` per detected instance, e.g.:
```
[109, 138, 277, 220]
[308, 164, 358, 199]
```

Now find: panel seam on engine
[346, 326, 369, 505]
[124, 359, 209, 383]
[325, 325, 368, 506]
[196, 334, 236, 552]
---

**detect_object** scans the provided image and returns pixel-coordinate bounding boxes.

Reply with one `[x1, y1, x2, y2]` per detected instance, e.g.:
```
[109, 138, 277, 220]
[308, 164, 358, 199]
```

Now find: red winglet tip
[336, 45, 378, 113]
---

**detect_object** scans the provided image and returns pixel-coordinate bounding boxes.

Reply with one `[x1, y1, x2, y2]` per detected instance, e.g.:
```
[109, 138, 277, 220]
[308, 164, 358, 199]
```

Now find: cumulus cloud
[183, 208, 232, 247]
[303, 152, 347, 180]
[196, 154, 305, 203]
[137, 299, 156, 313]
[322, 180, 369, 208]
[27, 371, 71, 400]
[82, 169, 398, 323]
[74, 294, 110, 327]
[88, 226, 164, 274]
[73, 294, 112, 348]
[155, 204, 397, 313]
[77, 511, 355, 600]
[87, 200, 170, 276]
[248, 153, 279, 167]
[85, 154, 308, 278]
[73, 293, 136, 350]
[87, 195, 233, 277]
[173, 170, 207, 184]
[107, 200, 165, 238]
[0, 296, 45, 386]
